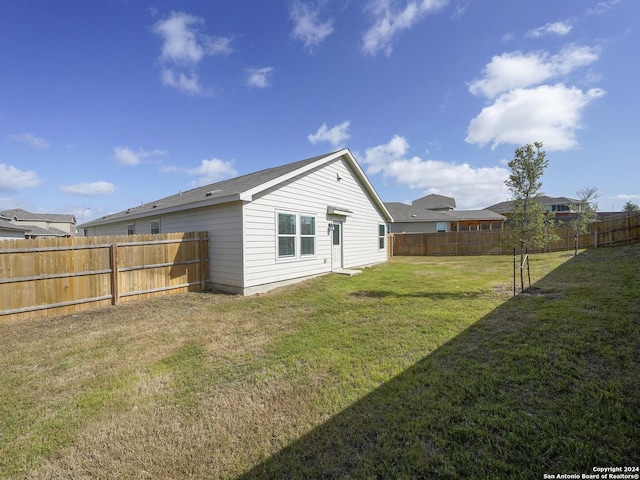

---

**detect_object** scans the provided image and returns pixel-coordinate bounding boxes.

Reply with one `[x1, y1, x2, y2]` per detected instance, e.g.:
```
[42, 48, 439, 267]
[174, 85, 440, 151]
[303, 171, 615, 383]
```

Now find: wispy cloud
[188, 158, 238, 186]
[113, 146, 167, 166]
[0, 164, 42, 192]
[361, 135, 509, 209]
[361, 0, 448, 56]
[59, 181, 116, 196]
[586, 0, 621, 15]
[526, 21, 573, 38]
[289, 1, 334, 51]
[308, 121, 351, 148]
[8, 133, 50, 151]
[152, 11, 234, 95]
[246, 67, 274, 88]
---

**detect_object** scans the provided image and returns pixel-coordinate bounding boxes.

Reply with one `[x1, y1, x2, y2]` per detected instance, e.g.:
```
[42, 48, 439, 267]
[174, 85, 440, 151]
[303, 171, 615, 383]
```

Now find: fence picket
[390, 212, 640, 256]
[0, 232, 209, 323]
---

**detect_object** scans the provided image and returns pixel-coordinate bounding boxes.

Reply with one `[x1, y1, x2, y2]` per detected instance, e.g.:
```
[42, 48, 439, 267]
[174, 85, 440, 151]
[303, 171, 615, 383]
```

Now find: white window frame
[277, 212, 297, 259]
[127, 223, 135, 235]
[378, 224, 386, 250]
[276, 211, 317, 261]
[300, 215, 316, 257]
[150, 219, 161, 234]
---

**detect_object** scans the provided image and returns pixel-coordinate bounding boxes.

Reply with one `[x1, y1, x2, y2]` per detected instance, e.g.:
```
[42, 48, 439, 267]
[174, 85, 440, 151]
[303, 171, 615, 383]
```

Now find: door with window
[332, 221, 343, 270]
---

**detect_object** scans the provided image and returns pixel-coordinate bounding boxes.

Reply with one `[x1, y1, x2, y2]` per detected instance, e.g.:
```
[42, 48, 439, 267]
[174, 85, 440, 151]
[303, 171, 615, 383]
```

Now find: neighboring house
[0, 217, 28, 240]
[0, 209, 76, 238]
[485, 196, 583, 217]
[386, 195, 505, 234]
[81, 149, 393, 295]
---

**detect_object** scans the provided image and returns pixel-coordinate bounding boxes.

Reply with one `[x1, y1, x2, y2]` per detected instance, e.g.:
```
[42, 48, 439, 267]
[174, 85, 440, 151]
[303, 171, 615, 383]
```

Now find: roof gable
[82, 149, 392, 227]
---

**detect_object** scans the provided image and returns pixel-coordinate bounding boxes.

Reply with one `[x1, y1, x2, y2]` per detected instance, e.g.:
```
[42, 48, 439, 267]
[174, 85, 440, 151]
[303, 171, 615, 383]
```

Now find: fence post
[199, 232, 207, 291]
[110, 243, 119, 305]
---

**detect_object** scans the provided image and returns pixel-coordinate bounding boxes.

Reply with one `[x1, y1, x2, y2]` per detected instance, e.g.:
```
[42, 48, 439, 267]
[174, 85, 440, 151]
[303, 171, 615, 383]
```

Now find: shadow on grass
[239, 251, 640, 479]
[350, 290, 485, 300]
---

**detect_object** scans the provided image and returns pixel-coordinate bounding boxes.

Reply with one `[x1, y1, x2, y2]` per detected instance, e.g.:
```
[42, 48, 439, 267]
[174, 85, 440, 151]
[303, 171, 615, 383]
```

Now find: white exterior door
[332, 221, 343, 270]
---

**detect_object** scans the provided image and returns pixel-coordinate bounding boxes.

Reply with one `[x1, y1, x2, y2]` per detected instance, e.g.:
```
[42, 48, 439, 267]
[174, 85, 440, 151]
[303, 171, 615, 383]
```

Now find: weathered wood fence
[390, 212, 640, 256]
[0, 232, 209, 322]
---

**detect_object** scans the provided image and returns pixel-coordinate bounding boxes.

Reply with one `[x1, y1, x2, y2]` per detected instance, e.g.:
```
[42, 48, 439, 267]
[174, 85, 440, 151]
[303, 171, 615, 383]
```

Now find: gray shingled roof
[484, 196, 579, 214]
[82, 150, 383, 228]
[386, 202, 505, 222]
[0, 208, 75, 223]
[411, 194, 456, 210]
[0, 218, 27, 233]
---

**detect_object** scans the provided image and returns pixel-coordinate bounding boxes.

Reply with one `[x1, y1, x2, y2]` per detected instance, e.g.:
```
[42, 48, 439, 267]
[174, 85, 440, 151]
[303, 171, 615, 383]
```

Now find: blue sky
[1, 0, 637, 223]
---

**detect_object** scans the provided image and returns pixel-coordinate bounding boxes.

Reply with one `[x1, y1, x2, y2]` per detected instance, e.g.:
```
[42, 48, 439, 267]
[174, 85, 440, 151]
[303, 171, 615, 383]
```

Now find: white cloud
[160, 68, 206, 96]
[526, 21, 572, 38]
[8, 133, 50, 151]
[361, 136, 509, 209]
[308, 121, 351, 147]
[188, 158, 238, 186]
[113, 146, 167, 166]
[59, 181, 116, 196]
[289, 1, 334, 51]
[246, 67, 274, 89]
[612, 194, 640, 200]
[468, 45, 599, 99]
[466, 44, 603, 151]
[466, 84, 606, 151]
[152, 11, 233, 95]
[0, 164, 42, 192]
[361, 0, 448, 56]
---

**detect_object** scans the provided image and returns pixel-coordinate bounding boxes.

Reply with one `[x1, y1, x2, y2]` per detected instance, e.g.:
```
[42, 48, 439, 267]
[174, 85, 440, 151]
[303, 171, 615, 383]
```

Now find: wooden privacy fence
[0, 232, 209, 322]
[390, 212, 640, 256]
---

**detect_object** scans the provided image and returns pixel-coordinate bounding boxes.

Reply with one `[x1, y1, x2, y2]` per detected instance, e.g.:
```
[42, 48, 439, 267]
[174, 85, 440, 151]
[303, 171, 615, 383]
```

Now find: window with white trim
[127, 223, 135, 235]
[278, 213, 296, 258]
[379, 224, 386, 250]
[300, 215, 316, 256]
[150, 219, 160, 234]
[277, 212, 316, 260]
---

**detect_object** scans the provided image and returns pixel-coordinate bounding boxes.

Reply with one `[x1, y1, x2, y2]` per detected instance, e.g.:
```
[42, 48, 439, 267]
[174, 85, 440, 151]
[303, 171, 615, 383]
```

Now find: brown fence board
[0, 232, 209, 323]
[390, 212, 640, 256]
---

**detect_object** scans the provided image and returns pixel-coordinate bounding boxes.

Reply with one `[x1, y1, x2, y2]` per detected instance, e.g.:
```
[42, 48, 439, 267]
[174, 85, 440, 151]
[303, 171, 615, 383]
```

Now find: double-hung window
[278, 213, 296, 258]
[277, 212, 316, 260]
[300, 215, 316, 256]
[378, 224, 386, 250]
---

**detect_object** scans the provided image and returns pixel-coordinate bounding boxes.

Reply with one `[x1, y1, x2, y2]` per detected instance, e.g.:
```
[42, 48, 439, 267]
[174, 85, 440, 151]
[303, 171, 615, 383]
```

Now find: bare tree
[569, 186, 599, 256]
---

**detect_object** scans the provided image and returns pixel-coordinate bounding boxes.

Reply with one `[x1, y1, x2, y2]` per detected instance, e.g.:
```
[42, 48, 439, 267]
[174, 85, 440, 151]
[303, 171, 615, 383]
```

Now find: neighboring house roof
[386, 202, 505, 223]
[0, 218, 28, 233]
[0, 208, 76, 223]
[23, 225, 70, 237]
[411, 194, 456, 210]
[82, 149, 393, 228]
[484, 196, 580, 214]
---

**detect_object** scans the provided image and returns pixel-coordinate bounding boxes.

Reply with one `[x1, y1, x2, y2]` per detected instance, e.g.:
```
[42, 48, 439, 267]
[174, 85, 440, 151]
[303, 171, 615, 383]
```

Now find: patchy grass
[1, 247, 638, 478]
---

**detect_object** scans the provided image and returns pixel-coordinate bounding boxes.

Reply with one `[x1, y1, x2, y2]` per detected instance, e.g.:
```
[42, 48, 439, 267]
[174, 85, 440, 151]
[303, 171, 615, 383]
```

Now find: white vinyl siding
[242, 157, 387, 289]
[84, 203, 244, 292]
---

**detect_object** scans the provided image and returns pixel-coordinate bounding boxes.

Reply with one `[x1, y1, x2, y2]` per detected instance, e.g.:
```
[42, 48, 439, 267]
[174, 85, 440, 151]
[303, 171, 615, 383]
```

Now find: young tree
[505, 142, 550, 292]
[569, 186, 599, 256]
[623, 200, 639, 212]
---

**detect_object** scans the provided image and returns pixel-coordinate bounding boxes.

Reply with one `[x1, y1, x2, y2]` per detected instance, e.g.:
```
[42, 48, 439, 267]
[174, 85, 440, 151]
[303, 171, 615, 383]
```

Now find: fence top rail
[0, 243, 113, 255]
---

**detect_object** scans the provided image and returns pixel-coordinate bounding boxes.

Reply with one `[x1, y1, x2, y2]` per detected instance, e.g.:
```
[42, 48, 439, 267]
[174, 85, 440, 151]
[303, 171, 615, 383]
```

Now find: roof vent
[205, 189, 222, 197]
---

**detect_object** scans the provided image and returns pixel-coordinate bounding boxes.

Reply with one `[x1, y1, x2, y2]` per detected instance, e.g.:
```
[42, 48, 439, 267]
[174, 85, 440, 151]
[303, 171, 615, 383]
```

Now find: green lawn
[1, 247, 638, 479]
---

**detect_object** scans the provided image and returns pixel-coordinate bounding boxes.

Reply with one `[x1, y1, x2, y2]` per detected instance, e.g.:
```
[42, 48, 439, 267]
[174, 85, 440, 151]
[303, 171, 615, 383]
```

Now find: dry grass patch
[2, 247, 638, 478]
